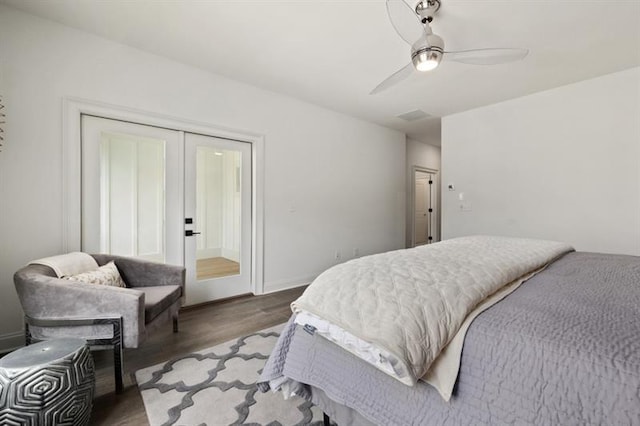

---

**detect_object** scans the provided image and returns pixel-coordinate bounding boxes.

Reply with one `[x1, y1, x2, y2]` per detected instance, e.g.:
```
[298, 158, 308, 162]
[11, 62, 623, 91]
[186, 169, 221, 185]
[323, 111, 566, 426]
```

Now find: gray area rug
[135, 324, 326, 426]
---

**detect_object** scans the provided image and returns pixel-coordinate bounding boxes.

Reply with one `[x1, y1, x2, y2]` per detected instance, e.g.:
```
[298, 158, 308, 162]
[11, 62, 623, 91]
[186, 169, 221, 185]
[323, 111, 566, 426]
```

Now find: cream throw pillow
[63, 261, 126, 288]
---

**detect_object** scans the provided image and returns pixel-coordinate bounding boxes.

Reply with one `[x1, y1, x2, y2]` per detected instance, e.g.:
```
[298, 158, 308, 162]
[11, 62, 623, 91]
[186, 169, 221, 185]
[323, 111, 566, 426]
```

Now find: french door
[81, 115, 252, 305]
[81, 115, 183, 266]
[184, 133, 252, 304]
[413, 169, 438, 246]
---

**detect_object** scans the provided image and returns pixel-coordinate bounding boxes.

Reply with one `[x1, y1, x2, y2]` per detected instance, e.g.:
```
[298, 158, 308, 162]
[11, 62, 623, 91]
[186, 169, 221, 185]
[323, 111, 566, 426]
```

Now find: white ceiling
[3, 0, 640, 144]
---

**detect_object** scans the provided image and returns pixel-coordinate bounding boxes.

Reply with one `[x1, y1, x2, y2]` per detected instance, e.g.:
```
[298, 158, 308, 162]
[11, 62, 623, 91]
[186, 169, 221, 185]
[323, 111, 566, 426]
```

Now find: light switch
[460, 202, 473, 212]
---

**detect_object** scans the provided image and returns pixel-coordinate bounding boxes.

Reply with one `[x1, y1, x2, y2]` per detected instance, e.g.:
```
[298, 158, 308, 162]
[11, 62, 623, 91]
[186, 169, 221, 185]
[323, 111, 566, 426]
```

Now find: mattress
[292, 236, 572, 390]
[259, 252, 640, 425]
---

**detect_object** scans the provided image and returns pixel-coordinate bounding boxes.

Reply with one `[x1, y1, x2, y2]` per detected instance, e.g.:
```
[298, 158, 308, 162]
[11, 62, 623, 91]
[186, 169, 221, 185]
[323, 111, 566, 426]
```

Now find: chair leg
[323, 412, 332, 426]
[24, 322, 32, 346]
[173, 314, 179, 333]
[114, 340, 124, 394]
[110, 317, 124, 394]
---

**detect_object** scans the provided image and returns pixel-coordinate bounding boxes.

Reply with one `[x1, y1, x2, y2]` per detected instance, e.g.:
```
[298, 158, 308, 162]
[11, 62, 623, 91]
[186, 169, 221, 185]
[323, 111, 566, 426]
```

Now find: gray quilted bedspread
[259, 252, 640, 425]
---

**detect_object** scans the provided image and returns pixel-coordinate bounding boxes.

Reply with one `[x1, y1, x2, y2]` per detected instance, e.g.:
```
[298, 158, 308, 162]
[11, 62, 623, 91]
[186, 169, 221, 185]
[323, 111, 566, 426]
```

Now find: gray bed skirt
[259, 252, 640, 425]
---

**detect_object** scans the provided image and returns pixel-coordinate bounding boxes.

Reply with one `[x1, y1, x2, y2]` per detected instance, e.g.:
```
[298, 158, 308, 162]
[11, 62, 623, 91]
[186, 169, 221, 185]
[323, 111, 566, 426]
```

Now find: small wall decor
[0, 95, 4, 151]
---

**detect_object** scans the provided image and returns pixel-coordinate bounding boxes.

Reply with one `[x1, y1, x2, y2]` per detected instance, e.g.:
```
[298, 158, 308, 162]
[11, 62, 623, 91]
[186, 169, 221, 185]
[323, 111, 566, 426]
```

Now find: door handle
[185, 230, 201, 237]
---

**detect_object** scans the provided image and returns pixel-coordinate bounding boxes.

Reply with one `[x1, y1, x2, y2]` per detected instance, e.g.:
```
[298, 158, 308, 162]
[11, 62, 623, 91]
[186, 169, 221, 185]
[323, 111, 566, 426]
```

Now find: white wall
[442, 67, 640, 255]
[0, 6, 406, 350]
[406, 137, 441, 247]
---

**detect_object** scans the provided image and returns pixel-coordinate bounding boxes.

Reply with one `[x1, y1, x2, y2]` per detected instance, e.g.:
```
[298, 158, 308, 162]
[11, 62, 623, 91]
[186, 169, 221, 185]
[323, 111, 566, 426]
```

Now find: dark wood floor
[90, 286, 305, 425]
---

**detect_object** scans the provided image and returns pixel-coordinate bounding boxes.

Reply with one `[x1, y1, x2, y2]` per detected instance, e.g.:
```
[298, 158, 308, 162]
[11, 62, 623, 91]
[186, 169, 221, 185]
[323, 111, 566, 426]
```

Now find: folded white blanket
[294, 272, 532, 401]
[29, 252, 99, 278]
[292, 236, 573, 388]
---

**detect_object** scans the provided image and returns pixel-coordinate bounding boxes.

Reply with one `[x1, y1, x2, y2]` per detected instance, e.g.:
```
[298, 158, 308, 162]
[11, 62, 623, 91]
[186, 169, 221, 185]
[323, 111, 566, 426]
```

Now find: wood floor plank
[89, 286, 305, 425]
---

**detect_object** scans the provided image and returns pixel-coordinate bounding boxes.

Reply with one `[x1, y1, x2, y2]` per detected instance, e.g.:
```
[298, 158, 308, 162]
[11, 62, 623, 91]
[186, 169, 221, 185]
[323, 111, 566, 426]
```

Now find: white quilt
[291, 236, 573, 387]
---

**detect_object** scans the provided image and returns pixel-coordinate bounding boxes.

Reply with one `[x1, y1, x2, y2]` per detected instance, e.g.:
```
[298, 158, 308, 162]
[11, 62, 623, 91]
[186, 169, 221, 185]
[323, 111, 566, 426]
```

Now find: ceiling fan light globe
[413, 50, 441, 72]
[416, 58, 439, 72]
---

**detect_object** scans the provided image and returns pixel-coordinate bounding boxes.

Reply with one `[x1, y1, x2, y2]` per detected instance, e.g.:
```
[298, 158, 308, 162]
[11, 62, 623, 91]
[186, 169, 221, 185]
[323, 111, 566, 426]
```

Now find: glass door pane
[195, 146, 242, 280]
[81, 115, 183, 266]
[184, 133, 251, 304]
[100, 131, 166, 262]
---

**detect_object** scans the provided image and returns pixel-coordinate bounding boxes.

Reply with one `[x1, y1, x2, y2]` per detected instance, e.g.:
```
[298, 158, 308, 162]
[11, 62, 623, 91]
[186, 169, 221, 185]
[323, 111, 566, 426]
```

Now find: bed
[258, 236, 640, 425]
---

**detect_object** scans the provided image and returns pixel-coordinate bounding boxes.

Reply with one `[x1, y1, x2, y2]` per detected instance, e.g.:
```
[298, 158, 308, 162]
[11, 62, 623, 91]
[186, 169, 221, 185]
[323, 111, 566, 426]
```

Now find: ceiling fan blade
[444, 48, 529, 65]
[386, 0, 426, 45]
[370, 62, 415, 95]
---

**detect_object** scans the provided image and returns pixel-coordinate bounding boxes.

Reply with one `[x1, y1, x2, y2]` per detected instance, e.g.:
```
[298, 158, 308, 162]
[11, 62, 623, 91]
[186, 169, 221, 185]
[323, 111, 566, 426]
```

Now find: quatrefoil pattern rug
[135, 324, 325, 426]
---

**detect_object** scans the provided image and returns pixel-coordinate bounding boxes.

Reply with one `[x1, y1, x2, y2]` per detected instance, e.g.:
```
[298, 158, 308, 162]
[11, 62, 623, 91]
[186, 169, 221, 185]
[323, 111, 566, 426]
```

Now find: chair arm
[25, 315, 123, 348]
[14, 269, 146, 347]
[91, 254, 186, 303]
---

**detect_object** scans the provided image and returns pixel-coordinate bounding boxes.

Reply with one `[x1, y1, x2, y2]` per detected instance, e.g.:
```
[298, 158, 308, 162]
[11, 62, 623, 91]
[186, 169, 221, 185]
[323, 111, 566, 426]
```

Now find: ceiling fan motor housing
[411, 33, 444, 71]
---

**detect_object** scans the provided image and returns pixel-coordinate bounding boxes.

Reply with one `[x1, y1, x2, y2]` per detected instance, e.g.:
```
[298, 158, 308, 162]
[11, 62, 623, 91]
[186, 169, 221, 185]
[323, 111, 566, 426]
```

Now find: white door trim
[63, 97, 265, 294]
[410, 166, 439, 247]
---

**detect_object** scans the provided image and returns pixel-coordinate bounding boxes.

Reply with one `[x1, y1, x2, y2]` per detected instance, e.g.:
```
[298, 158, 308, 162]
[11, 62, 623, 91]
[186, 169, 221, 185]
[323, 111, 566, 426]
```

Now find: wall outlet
[353, 248, 359, 257]
[334, 250, 342, 261]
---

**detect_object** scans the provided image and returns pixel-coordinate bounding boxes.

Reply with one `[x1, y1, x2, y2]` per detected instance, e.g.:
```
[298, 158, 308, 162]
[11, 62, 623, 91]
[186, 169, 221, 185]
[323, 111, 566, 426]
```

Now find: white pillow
[63, 261, 126, 288]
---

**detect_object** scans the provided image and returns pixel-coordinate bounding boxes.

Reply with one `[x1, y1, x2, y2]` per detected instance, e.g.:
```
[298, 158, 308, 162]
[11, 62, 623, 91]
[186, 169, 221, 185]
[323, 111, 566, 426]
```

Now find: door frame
[63, 97, 265, 294]
[410, 166, 439, 247]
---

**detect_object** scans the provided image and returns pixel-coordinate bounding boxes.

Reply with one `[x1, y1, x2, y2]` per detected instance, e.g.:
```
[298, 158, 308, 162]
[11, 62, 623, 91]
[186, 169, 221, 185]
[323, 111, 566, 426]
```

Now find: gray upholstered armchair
[13, 253, 186, 393]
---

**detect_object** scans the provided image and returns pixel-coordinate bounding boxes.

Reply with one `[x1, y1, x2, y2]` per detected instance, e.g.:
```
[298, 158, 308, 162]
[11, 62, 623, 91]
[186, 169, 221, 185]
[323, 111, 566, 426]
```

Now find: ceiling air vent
[396, 109, 431, 122]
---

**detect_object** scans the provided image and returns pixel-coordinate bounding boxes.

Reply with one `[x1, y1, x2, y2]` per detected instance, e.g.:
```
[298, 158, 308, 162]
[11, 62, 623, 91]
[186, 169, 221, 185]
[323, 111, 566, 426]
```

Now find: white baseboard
[263, 275, 315, 294]
[0, 331, 25, 354]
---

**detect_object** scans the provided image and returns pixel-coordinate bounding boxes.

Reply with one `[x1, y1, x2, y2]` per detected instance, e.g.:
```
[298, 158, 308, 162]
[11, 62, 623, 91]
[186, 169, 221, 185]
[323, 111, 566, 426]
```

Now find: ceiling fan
[371, 0, 529, 94]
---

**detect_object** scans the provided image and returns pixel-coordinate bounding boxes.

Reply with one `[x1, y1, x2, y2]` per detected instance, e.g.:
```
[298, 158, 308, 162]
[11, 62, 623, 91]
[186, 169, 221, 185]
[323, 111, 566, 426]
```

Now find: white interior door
[413, 169, 439, 246]
[81, 115, 183, 265]
[414, 173, 430, 245]
[184, 133, 252, 304]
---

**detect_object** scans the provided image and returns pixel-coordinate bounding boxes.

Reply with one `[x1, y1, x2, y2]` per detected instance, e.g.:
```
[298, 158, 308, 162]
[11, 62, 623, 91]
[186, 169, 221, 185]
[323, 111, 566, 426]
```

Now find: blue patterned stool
[0, 338, 94, 425]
